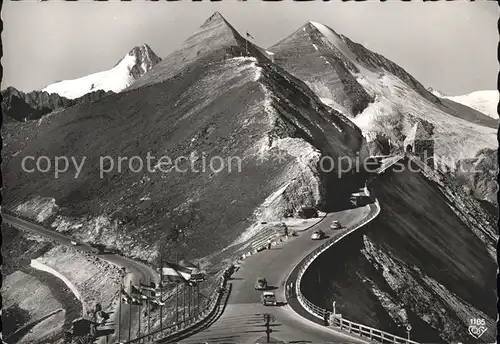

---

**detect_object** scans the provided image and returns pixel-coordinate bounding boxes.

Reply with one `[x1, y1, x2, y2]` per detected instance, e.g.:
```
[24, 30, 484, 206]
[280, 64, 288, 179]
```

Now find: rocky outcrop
[450, 148, 498, 211]
[1, 86, 114, 122]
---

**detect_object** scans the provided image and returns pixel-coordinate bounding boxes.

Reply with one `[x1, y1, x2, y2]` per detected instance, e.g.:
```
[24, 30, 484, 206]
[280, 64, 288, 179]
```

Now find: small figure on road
[323, 312, 330, 326]
[267, 239, 272, 250]
[289, 283, 295, 298]
[285, 284, 290, 298]
[284, 225, 288, 237]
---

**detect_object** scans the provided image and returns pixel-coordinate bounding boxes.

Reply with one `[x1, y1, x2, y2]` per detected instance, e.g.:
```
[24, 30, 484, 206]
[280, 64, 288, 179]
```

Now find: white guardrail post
[293, 179, 420, 344]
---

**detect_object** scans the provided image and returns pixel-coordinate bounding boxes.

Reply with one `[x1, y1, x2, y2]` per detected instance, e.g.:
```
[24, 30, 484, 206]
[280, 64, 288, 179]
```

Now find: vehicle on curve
[255, 277, 268, 290]
[311, 230, 325, 240]
[70, 240, 78, 246]
[330, 220, 341, 229]
[261, 291, 277, 306]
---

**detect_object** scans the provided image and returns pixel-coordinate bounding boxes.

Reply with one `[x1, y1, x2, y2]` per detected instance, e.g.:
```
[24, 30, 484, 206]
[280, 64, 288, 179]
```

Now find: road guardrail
[293, 159, 420, 344]
[124, 269, 230, 344]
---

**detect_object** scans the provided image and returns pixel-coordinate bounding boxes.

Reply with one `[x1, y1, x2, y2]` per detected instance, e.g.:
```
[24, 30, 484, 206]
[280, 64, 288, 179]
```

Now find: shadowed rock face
[302, 159, 497, 344]
[125, 44, 163, 79]
[2, 12, 367, 263]
[452, 148, 499, 209]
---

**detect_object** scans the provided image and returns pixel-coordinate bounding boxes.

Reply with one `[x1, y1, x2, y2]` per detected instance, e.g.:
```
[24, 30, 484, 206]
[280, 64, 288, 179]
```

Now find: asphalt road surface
[178, 205, 374, 344]
[2, 213, 159, 344]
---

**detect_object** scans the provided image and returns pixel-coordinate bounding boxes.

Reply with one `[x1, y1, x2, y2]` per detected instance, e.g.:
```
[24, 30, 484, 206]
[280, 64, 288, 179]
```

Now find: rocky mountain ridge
[1, 86, 113, 122]
[3, 12, 367, 263]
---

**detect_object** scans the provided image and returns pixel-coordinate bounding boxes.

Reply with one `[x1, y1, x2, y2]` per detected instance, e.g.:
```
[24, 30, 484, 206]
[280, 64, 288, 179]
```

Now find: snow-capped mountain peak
[434, 90, 498, 119]
[42, 43, 161, 99]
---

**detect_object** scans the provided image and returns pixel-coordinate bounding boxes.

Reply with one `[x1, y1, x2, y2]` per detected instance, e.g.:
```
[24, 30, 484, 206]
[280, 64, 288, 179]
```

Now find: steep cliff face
[3, 13, 366, 262]
[42, 44, 161, 99]
[302, 158, 497, 343]
[1, 86, 113, 122]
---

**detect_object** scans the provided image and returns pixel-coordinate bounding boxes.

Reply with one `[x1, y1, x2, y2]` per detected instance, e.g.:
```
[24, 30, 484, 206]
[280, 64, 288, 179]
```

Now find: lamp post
[406, 324, 412, 342]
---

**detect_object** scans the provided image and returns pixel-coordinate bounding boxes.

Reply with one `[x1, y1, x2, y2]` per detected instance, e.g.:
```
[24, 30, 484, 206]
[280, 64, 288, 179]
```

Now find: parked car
[255, 277, 268, 290]
[70, 240, 78, 246]
[330, 220, 341, 229]
[261, 291, 277, 306]
[311, 230, 325, 240]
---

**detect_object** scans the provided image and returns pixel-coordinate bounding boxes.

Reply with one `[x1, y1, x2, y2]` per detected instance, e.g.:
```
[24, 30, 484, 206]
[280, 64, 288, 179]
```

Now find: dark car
[261, 291, 277, 306]
[255, 277, 268, 290]
[330, 220, 341, 229]
[311, 230, 326, 240]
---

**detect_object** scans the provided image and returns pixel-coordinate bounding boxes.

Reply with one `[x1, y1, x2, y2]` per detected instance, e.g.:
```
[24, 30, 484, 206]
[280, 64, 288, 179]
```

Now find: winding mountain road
[175, 157, 403, 344]
[177, 202, 376, 344]
[2, 213, 159, 343]
[4, 157, 402, 344]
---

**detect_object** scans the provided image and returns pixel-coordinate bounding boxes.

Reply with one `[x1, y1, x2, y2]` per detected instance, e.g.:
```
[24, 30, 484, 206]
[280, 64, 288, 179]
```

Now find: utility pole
[138, 279, 141, 339]
[188, 284, 191, 317]
[118, 280, 122, 343]
[197, 283, 200, 314]
[147, 278, 151, 340]
[183, 286, 186, 321]
[175, 283, 179, 323]
[128, 280, 132, 342]
[264, 314, 272, 343]
[176, 252, 179, 324]
[160, 252, 163, 330]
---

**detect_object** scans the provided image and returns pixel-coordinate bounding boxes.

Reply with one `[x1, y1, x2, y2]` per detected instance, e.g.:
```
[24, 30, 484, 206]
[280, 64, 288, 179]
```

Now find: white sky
[1, 0, 497, 95]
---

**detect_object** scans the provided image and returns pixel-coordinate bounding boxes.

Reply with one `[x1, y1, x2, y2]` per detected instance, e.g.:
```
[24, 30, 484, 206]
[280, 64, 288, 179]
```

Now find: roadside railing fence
[293, 179, 420, 344]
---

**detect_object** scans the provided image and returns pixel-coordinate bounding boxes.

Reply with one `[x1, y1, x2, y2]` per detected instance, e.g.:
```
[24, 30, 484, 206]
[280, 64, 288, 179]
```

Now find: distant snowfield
[437, 90, 499, 119]
[42, 54, 140, 99]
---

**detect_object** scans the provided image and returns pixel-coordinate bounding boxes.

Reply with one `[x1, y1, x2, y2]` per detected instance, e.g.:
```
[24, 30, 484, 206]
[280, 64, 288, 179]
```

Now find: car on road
[255, 277, 268, 290]
[330, 220, 341, 229]
[311, 230, 325, 240]
[261, 291, 277, 306]
[70, 240, 78, 246]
